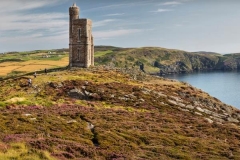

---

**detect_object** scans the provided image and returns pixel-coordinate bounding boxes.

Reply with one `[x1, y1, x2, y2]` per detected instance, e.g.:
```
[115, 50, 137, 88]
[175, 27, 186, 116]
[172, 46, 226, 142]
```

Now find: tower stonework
[69, 3, 94, 68]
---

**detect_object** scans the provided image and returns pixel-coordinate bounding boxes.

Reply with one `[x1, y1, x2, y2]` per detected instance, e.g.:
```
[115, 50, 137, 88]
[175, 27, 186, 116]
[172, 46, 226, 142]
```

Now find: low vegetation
[0, 66, 239, 159]
[1, 47, 240, 159]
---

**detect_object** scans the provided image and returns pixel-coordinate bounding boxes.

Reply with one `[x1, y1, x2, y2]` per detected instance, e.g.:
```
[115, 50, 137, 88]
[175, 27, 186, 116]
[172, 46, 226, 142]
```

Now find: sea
[163, 70, 240, 109]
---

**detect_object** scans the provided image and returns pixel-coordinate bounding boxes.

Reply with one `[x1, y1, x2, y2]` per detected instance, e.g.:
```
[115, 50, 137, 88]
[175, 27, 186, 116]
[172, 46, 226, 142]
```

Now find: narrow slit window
[77, 49, 80, 61]
[78, 28, 81, 42]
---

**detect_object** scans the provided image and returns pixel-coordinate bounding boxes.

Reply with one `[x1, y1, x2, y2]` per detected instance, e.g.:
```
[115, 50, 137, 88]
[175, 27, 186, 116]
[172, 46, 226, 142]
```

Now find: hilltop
[0, 66, 240, 159]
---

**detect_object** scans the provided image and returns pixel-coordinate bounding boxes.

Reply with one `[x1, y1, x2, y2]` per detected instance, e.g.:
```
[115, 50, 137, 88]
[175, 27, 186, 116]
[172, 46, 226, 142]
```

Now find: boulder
[68, 89, 85, 99]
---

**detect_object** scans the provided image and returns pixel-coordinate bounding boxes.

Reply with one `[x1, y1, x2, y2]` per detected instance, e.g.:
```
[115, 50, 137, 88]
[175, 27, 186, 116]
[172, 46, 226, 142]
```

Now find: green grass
[0, 143, 55, 160]
[94, 50, 113, 57]
[0, 50, 68, 62]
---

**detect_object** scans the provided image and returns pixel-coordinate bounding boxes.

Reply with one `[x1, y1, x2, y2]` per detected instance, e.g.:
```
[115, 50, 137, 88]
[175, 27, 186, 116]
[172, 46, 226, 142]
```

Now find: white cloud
[104, 13, 125, 17]
[0, 0, 68, 52]
[84, 1, 158, 12]
[93, 19, 118, 27]
[0, 0, 64, 13]
[83, 4, 127, 12]
[151, 9, 172, 13]
[0, 13, 68, 32]
[94, 29, 142, 39]
[160, 1, 182, 6]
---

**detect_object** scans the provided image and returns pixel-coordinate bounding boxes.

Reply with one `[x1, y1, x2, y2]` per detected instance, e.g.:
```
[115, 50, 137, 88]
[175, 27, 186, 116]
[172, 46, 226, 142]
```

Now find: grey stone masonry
[69, 3, 94, 68]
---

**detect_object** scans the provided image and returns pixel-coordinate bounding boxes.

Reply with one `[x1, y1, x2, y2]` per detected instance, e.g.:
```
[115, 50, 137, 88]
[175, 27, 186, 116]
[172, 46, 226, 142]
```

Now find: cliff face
[94, 46, 240, 74]
[0, 67, 240, 159]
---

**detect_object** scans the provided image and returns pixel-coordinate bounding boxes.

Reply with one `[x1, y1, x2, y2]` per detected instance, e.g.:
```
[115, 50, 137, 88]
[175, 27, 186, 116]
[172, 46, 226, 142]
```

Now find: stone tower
[69, 3, 94, 68]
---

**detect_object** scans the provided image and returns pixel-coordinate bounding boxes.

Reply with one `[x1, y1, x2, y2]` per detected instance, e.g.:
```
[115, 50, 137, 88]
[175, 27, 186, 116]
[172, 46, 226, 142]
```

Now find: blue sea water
[163, 71, 240, 109]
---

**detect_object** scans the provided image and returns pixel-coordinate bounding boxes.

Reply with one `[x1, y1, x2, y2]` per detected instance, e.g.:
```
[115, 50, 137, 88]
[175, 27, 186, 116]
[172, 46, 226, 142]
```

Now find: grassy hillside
[94, 46, 240, 74]
[0, 66, 240, 159]
[2, 46, 240, 78]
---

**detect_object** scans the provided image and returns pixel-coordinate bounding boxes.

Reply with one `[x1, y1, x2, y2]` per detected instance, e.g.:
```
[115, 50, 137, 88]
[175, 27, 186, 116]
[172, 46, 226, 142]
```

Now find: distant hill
[94, 46, 240, 74]
[2, 46, 240, 77]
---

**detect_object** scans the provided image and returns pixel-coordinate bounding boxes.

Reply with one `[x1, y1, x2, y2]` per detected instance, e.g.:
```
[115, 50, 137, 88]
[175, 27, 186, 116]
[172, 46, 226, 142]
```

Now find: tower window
[78, 28, 81, 42]
[77, 49, 80, 61]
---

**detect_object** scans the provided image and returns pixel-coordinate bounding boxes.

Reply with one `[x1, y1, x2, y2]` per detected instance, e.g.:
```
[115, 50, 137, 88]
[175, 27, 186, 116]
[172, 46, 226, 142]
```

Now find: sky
[1, 0, 240, 53]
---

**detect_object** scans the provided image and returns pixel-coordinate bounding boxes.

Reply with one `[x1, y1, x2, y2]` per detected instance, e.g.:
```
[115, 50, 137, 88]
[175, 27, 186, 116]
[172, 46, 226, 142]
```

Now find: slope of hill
[0, 66, 240, 159]
[95, 46, 240, 74]
[2, 46, 240, 78]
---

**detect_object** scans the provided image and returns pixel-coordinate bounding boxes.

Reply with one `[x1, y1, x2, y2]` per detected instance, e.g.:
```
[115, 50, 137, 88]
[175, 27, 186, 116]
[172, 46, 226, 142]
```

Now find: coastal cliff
[94, 46, 240, 74]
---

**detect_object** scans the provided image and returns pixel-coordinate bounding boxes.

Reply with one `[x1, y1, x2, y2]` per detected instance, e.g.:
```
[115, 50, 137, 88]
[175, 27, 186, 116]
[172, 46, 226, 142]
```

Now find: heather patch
[0, 67, 239, 159]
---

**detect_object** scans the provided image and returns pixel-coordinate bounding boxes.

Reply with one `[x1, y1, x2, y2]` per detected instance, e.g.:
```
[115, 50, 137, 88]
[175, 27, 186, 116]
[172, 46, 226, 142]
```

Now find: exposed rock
[87, 122, 94, 130]
[142, 88, 151, 94]
[160, 102, 165, 105]
[89, 93, 101, 100]
[202, 108, 213, 115]
[84, 90, 91, 96]
[178, 102, 185, 107]
[227, 117, 239, 123]
[139, 98, 145, 102]
[68, 89, 85, 99]
[204, 118, 213, 124]
[81, 86, 86, 90]
[211, 112, 226, 119]
[221, 105, 234, 115]
[170, 96, 182, 102]
[196, 107, 204, 113]
[185, 105, 194, 110]
[168, 100, 177, 106]
[153, 91, 167, 97]
[210, 116, 224, 123]
[193, 101, 201, 107]
[118, 97, 129, 101]
[195, 112, 202, 116]
[58, 83, 63, 88]
[125, 93, 136, 99]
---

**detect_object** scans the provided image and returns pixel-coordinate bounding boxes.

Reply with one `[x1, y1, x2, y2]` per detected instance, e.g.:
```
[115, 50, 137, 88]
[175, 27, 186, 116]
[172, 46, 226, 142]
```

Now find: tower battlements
[69, 3, 94, 68]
